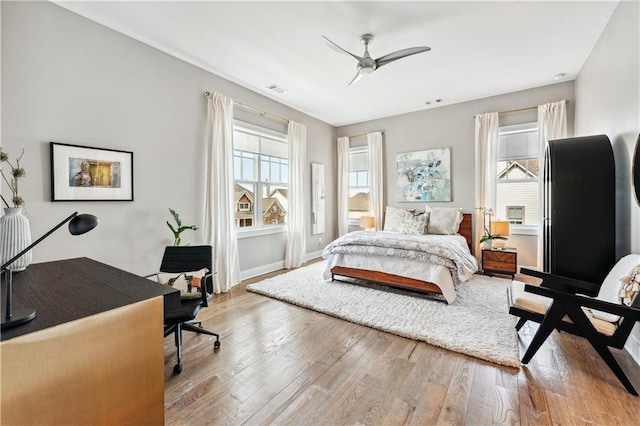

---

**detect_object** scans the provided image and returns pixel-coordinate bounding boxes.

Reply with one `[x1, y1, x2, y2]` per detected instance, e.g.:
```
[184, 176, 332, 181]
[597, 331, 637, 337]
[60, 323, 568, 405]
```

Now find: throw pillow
[620, 263, 640, 307]
[425, 206, 463, 235]
[157, 268, 208, 300]
[399, 211, 428, 235]
[383, 206, 409, 232]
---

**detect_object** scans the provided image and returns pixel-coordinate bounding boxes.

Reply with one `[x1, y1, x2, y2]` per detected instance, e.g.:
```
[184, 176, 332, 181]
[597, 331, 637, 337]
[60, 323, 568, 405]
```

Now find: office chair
[157, 245, 220, 374]
[508, 254, 640, 395]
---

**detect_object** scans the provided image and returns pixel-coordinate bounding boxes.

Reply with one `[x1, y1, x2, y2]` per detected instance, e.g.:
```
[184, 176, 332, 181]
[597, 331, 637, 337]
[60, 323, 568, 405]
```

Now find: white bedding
[322, 231, 478, 304]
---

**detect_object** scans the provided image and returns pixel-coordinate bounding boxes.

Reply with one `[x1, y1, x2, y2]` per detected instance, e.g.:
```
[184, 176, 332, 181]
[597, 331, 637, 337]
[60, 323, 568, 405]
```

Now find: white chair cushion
[510, 280, 617, 337]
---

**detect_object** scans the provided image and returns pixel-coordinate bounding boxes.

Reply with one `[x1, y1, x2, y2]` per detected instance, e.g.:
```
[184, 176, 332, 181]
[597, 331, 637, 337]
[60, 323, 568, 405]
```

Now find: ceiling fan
[323, 33, 431, 86]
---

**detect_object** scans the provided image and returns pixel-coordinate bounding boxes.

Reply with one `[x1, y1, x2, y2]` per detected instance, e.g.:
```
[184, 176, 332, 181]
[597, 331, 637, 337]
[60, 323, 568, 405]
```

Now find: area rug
[246, 262, 520, 368]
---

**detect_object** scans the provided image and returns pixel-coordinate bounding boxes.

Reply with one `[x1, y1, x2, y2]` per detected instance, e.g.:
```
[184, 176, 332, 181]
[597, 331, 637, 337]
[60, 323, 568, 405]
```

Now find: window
[233, 121, 288, 230]
[496, 122, 539, 230]
[506, 206, 525, 224]
[348, 146, 369, 221]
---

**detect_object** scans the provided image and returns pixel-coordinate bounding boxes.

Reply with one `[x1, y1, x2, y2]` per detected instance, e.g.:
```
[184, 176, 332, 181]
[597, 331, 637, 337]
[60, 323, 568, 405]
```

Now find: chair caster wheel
[173, 364, 183, 375]
[214, 340, 221, 349]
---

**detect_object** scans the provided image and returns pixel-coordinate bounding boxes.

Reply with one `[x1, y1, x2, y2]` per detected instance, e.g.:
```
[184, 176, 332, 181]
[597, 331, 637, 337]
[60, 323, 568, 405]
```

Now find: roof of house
[235, 183, 254, 203]
[349, 192, 369, 212]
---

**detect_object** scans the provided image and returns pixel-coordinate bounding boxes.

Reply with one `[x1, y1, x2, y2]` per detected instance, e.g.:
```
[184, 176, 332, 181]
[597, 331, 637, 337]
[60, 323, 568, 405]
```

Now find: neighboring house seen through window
[233, 121, 288, 229]
[496, 122, 539, 232]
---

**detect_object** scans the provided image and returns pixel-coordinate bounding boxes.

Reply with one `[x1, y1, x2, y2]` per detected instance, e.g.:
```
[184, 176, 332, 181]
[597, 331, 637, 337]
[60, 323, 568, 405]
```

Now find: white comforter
[322, 231, 478, 303]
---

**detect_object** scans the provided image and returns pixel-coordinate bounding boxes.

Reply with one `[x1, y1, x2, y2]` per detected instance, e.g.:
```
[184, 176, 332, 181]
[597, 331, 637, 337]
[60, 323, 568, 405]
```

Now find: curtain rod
[473, 100, 569, 119]
[203, 91, 289, 124]
[340, 130, 385, 139]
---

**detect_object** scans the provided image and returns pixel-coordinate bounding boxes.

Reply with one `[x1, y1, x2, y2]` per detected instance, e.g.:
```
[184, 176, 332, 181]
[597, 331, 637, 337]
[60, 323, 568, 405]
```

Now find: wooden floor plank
[163, 264, 640, 425]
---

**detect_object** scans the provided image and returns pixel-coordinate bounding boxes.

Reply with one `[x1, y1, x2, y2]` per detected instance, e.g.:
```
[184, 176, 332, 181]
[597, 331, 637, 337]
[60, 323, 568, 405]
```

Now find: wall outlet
[318, 238, 323, 246]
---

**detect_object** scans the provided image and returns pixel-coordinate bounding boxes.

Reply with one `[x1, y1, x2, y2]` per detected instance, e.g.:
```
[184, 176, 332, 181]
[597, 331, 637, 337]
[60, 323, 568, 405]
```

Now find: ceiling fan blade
[375, 46, 431, 68]
[323, 36, 363, 62]
[347, 70, 364, 86]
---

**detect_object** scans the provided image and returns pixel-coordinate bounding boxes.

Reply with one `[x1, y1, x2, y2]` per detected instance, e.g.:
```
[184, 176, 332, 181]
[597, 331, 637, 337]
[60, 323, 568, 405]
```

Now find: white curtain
[204, 92, 240, 293]
[537, 100, 567, 269]
[474, 112, 499, 263]
[284, 121, 307, 268]
[367, 132, 384, 231]
[337, 136, 350, 236]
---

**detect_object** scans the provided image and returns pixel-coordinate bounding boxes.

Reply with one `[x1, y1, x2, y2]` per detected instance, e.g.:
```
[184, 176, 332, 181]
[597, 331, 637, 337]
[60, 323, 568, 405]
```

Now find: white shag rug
[247, 262, 520, 368]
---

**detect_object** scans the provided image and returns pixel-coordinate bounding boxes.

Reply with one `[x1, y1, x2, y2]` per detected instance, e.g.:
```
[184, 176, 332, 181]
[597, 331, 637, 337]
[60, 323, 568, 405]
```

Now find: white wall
[574, 0, 640, 364]
[336, 81, 576, 268]
[1, 1, 336, 277]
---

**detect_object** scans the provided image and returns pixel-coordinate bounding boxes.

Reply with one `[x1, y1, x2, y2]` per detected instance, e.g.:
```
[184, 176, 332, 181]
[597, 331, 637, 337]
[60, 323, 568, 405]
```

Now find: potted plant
[166, 208, 198, 246]
[477, 207, 507, 249]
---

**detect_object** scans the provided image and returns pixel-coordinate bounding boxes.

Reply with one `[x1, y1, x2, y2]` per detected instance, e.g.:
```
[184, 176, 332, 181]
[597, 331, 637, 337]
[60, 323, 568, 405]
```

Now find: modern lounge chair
[508, 254, 640, 395]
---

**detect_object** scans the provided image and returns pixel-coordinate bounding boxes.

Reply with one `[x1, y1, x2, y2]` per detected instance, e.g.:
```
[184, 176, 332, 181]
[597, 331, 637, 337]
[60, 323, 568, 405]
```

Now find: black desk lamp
[1, 211, 99, 329]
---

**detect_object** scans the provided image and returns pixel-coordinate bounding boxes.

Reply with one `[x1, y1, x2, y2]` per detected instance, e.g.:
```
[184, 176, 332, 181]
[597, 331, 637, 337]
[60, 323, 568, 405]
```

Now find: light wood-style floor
[164, 263, 640, 425]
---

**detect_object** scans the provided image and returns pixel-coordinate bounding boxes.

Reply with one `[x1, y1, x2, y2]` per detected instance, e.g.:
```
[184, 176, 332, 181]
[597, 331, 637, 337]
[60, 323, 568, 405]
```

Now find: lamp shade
[490, 220, 510, 237]
[360, 216, 375, 229]
[69, 214, 99, 235]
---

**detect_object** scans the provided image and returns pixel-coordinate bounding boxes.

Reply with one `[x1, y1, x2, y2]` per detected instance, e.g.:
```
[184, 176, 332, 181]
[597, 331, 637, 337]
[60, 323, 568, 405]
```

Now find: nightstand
[482, 248, 517, 278]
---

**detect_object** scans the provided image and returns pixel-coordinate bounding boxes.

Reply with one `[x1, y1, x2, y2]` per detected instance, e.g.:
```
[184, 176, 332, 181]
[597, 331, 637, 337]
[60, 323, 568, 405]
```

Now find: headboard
[459, 213, 473, 251]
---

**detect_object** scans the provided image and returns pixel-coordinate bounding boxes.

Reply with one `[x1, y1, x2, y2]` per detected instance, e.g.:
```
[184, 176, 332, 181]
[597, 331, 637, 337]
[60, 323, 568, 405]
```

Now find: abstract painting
[396, 148, 451, 202]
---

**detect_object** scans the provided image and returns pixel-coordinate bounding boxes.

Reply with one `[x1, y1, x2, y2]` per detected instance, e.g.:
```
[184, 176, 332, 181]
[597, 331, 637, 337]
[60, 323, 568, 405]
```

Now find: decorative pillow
[425, 206, 463, 235]
[399, 211, 428, 235]
[619, 263, 640, 307]
[383, 206, 409, 232]
[157, 268, 208, 300]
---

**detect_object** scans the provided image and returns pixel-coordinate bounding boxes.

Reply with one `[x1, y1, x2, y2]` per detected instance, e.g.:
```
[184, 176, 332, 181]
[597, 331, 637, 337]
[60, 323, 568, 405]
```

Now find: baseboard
[305, 250, 323, 262]
[239, 261, 285, 281]
[239, 252, 323, 281]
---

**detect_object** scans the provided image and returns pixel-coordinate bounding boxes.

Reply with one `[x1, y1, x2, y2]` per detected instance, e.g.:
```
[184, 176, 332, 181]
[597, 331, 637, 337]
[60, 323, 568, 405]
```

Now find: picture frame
[396, 147, 451, 202]
[50, 142, 134, 201]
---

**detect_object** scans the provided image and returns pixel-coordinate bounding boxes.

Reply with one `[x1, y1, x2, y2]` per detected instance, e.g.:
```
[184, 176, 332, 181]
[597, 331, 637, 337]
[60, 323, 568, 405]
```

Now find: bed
[322, 212, 477, 303]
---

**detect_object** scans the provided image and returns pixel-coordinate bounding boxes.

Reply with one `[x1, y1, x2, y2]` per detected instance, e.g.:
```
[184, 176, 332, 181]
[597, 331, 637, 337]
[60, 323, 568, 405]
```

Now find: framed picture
[396, 148, 451, 202]
[50, 142, 133, 201]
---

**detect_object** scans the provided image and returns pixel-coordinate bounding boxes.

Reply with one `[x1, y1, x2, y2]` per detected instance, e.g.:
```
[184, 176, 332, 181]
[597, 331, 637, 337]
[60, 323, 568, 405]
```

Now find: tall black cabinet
[543, 134, 615, 283]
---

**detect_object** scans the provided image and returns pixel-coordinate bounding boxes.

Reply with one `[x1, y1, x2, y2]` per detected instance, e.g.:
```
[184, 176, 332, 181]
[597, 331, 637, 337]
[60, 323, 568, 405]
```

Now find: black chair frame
[509, 268, 640, 396]
[157, 245, 220, 374]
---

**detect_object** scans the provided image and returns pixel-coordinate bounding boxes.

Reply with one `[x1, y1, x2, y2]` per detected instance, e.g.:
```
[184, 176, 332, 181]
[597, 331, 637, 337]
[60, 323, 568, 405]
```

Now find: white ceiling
[53, 1, 618, 126]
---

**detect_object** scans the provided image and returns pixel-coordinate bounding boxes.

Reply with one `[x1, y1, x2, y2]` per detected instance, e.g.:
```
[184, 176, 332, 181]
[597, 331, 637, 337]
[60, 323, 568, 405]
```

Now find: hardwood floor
[164, 264, 640, 425]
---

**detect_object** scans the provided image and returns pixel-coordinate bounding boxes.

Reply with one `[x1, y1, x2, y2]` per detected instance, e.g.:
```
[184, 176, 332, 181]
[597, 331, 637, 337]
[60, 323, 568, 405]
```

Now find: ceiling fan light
[360, 67, 375, 75]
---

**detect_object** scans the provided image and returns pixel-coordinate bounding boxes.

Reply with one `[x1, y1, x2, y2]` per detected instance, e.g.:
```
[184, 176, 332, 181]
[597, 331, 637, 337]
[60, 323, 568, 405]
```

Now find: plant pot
[0, 207, 32, 271]
[483, 239, 493, 250]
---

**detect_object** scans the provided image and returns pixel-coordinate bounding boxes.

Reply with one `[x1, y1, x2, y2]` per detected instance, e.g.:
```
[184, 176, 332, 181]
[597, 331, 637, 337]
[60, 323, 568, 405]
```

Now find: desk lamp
[1, 211, 99, 329]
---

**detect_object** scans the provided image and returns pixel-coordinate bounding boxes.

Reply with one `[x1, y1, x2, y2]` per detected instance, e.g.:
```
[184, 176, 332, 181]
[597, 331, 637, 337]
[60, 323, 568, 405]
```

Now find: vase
[483, 239, 493, 250]
[0, 207, 32, 271]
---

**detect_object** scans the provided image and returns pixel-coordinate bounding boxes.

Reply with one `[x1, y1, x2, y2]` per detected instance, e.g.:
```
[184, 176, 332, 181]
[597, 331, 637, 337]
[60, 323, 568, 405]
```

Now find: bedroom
[1, 0, 639, 424]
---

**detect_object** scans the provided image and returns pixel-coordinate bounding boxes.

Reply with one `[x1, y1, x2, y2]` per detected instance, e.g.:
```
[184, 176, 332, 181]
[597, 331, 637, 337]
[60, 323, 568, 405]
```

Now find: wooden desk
[1, 257, 180, 341]
[0, 257, 179, 425]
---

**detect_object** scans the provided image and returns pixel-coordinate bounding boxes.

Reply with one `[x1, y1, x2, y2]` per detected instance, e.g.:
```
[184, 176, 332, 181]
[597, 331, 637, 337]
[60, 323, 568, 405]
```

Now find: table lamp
[490, 220, 510, 249]
[1, 211, 99, 329]
[360, 216, 375, 231]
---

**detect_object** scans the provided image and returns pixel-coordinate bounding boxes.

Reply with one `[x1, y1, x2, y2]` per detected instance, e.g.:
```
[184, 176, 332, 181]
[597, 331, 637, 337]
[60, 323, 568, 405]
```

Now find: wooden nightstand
[482, 248, 517, 278]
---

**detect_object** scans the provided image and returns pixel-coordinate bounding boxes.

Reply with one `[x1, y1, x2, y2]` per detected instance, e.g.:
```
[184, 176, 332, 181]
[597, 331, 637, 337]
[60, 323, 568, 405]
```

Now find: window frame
[233, 120, 288, 238]
[347, 145, 370, 227]
[496, 122, 539, 236]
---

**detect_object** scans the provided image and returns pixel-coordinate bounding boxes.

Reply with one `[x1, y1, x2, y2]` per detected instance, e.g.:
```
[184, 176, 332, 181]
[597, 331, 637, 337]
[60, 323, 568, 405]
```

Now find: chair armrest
[200, 272, 213, 307]
[519, 268, 600, 296]
[524, 284, 640, 321]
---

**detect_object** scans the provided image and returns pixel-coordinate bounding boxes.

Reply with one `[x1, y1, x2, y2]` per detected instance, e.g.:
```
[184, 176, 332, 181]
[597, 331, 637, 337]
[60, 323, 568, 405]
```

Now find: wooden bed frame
[330, 213, 473, 296]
